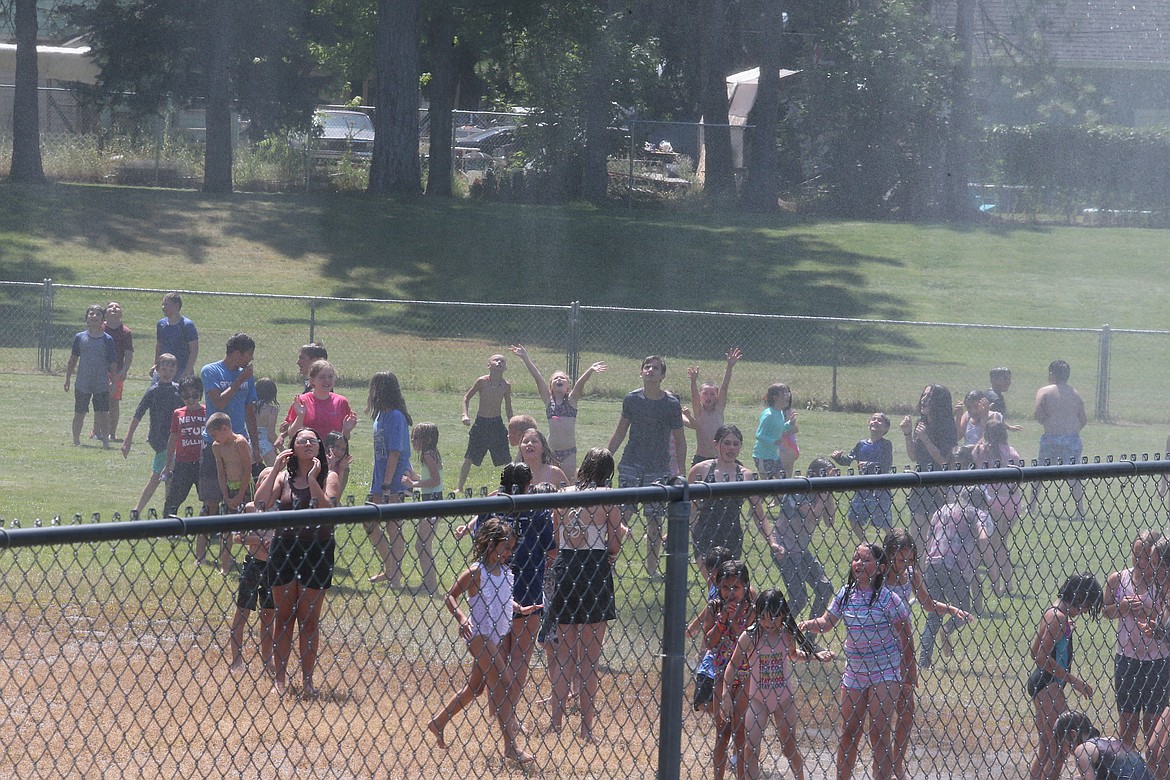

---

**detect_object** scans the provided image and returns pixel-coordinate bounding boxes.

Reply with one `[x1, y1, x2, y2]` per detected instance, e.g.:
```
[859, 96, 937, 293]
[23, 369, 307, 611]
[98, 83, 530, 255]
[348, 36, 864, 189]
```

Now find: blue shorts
[151, 449, 168, 475]
[849, 490, 893, 528]
[1038, 433, 1083, 466]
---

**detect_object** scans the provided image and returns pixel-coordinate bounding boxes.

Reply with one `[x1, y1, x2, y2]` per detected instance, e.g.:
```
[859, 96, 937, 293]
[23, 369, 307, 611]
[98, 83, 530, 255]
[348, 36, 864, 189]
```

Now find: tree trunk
[944, 0, 975, 220]
[741, 2, 783, 212]
[369, 0, 422, 196]
[424, 5, 456, 198]
[581, 2, 614, 204]
[698, 0, 733, 199]
[203, 0, 234, 193]
[10, 0, 45, 184]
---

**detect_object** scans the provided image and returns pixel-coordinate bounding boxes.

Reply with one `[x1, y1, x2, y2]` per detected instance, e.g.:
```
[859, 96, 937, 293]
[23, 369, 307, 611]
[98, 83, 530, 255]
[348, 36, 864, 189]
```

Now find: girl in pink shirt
[285, 359, 357, 440]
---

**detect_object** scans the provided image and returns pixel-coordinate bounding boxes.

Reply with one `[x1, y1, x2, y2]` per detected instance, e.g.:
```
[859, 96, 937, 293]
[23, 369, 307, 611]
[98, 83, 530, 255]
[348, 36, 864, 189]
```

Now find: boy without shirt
[685, 347, 741, 464]
[456, 354, 513, 492]
[208, 413, 253, 514]
[608, 355, 687, 578]
[1033, 359, 1088, 519]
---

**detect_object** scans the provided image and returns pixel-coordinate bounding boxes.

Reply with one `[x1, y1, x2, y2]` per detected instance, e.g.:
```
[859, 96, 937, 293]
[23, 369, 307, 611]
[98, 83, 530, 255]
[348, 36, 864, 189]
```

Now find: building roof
[934, 0, 1170, 68]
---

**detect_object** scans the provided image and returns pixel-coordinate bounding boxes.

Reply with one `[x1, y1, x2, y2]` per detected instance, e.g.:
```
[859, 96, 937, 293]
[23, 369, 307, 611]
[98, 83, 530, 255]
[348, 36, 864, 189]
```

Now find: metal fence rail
[0, 462, 1167, 778]
[5, 281, 1170, 424]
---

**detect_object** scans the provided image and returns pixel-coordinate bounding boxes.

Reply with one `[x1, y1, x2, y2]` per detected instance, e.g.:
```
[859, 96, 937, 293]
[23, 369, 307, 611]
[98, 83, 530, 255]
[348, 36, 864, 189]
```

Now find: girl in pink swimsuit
[722, 589, 834, 780]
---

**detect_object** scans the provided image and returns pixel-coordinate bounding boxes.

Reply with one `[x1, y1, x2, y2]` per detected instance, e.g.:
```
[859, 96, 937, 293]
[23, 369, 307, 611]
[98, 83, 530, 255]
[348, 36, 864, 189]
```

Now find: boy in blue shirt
[64, 304, 117, 447]
[832, 412, 894, 542]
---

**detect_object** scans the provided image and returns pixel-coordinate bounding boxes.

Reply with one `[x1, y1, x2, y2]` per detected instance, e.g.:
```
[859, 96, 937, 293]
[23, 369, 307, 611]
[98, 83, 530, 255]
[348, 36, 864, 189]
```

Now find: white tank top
[469, 564, 513, 640]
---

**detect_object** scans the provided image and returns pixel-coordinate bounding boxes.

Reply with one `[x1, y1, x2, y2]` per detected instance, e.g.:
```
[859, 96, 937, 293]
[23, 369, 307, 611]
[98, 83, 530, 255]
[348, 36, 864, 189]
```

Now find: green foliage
[799, 0, 958, 218]
[987, 124, 1170, 218]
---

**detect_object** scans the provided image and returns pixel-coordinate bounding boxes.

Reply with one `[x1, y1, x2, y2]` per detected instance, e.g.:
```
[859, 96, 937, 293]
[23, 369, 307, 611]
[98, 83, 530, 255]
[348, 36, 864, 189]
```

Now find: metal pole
[1096, 323, 1111, 421]
[831, 323, 840, 411]
[657, 480, 689, 780]
[309, 299, 317, 345]
[566, 301, 581, 380]
[38, 278, 53, 372]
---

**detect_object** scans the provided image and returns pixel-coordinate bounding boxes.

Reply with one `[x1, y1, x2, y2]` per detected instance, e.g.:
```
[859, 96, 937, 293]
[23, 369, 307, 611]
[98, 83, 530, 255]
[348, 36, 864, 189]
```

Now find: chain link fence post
[567, 300, 581, 380]
[1097, 323, 1111, 421]
[309, 298, 317, 345]
[831, 322, 841, 411]
[38, 278, 54, 371]
[657, 480, 689, 780]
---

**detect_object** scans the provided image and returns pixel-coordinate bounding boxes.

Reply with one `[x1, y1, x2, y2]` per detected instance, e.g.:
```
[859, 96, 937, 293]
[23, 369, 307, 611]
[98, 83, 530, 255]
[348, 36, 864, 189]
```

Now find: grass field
[2, 182, 1170, 777]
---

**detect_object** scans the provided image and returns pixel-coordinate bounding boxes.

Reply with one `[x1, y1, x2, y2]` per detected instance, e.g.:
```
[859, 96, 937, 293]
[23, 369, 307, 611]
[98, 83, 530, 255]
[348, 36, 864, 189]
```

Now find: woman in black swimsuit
[254, 427, 340, 697]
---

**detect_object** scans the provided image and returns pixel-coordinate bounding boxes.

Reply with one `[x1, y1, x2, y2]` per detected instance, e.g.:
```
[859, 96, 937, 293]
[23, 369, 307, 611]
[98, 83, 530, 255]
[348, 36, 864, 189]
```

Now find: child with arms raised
[511, 343, 605, 477]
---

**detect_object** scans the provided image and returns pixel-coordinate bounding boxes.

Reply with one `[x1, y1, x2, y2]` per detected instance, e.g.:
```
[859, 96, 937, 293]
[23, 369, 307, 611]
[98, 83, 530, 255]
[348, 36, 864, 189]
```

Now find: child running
[1027, 573, 1104, 780]
[722, 589, 833, 780]
[702, 559, 756, 780]
[510, 343, 606, 477]
[800, 542, 915, 780]
[427, 516, 540, 765]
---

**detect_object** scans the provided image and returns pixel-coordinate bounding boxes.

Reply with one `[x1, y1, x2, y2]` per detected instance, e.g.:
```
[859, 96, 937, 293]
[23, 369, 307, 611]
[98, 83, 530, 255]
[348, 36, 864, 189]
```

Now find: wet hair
[883, 529, 917, 567]
[85, 303, 104, 319]
[1049, 360, 1071, 382]
[1053, 710, 1099, 747]
[1136, 530, 1163, 551]
[508, 414, 538, 436]
[981, 418, 1009, 449]
[529, 482, 559, 495]
[957, 485, 989, 510]
[471, 516, 515, 564]
[843, 542, 888, 608]
[871, 412, 890, 428]
[324, 431, 348, 455]
[950, 444, 975, 470]
[300, 343, 328, 362]
[178, 375, 203, 399]
[715, 559, 750, 588]
[964, 389, 988, 406]
[703, 546, 735, 574]
[1153, 537, 1170, 570]
[713, 424, 743, 445]
[804, 456, 835, 478]
[156, 352, 178, 368]
[765, 383, 792, 408]
[576, 447, 615, 488]
[308, 359, 333, 380]
[206, 412, 232, 432]
[520, 428, 554, 465]
[914, 385, 957, 460]
[499, 462, 534, 495]
[163, 292, 183, 308]
[1056, 573, 1104, 618]
[754, 589, 816, 655]
[224, 333, 255, 356]
[287, 427, 330, 490]
[255, 378, 278, 405]
[990, 366, 1012, 382]
[642, 355, 667, 375]
[366, 371, 412, 426]
[411, 422, 440, 459]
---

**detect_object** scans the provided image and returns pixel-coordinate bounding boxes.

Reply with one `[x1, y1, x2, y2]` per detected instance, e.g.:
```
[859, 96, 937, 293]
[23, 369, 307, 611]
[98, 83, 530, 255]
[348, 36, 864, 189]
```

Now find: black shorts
[236, 554, 274, 611]
[1115, 655, 1170, 714]
[198, 442, 222, 505]
[74, 390, 110, 414]
[464, 416, 510, 467]
[268, 535, 335, 591]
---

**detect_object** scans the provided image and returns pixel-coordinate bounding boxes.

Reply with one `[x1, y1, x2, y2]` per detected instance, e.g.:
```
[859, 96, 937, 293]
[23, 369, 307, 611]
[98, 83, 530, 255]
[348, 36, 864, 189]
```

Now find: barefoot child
[1027, 573, 1104, 780]
[228, 492, 274, 673]
[428, 516, 540, 764]
[703, 560, 756, 780]
[511, 343, 606, 477]
[686, 347, 741, 464]
[121, 353, 182, 519]
[406, 422, 443, 594]
[722, 589, 834, 780]
[457, 354, 513, 493]
[752, 383, 797, 480]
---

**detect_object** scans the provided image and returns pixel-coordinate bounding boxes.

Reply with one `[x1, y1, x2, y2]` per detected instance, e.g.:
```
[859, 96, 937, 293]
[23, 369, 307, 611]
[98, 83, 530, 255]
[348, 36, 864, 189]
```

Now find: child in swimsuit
[1028, 573, 1104, 780]
[1055, 710, 1154, 780]
[702, 560, 756, 780]
[722, 589, 833, 780]
[427, 516, 540, 765]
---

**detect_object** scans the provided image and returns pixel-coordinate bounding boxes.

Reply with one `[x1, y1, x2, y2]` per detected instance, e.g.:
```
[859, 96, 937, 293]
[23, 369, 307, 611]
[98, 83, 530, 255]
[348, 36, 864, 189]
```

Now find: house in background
[936, 0, 1170, 127]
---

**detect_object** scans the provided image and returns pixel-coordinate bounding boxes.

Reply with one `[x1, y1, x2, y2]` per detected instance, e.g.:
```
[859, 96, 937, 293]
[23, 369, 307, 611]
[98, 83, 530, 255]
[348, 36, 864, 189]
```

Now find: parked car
[292, 109, 375, 162]
[453, 125, 519, 166]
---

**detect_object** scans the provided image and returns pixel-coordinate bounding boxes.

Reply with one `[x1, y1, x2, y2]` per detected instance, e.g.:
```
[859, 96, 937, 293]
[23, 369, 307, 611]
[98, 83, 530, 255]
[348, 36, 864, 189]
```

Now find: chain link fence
[0, 463, 1167, 778]
[3, 281, 1168, 425]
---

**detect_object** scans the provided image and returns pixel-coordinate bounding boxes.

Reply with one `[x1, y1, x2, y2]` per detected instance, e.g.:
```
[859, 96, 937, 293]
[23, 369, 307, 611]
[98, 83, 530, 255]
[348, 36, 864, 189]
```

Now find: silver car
[294, 109, 375, 162]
